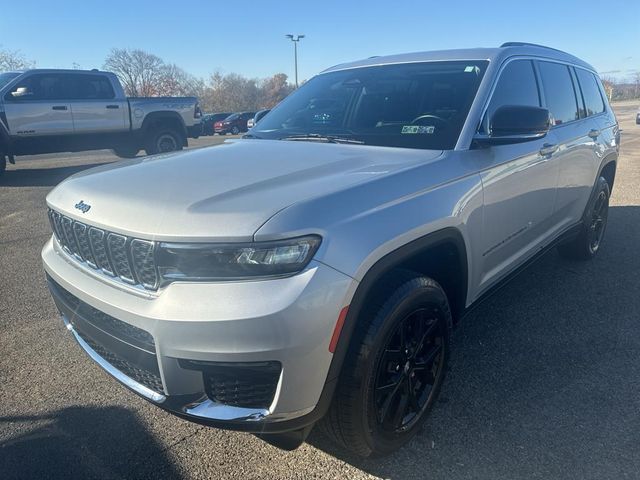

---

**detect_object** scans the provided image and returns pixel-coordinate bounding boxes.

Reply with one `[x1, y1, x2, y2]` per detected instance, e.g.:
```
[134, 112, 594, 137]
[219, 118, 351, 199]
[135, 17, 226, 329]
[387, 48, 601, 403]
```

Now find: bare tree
[0, 46, 34, 71]
[104, 48, 164, 96]
[259, 73, 294, 109]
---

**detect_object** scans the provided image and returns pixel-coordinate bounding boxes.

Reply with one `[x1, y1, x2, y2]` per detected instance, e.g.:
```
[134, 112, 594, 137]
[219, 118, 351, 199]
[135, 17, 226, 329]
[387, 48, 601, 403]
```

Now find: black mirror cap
[490, 105, 551, 137]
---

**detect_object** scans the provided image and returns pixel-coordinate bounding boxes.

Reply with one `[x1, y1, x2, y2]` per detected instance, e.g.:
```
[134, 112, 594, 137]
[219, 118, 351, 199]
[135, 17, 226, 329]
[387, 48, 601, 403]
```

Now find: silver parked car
[42, 43, 619, 456]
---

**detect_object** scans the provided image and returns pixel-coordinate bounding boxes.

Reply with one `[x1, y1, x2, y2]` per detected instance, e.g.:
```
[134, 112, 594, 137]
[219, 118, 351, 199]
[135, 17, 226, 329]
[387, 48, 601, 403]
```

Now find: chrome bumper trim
[64, 317, 166, 403]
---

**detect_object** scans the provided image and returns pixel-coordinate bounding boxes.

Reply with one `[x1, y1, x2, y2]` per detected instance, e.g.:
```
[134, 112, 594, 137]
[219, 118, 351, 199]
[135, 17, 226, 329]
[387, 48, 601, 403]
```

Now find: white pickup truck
[0, 69, 203, 175]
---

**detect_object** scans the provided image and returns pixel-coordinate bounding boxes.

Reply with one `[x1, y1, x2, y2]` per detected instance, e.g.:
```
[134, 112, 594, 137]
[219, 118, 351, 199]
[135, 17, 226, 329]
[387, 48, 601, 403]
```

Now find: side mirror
[474, 105, 551, 146]
[11, 86, 32, 98]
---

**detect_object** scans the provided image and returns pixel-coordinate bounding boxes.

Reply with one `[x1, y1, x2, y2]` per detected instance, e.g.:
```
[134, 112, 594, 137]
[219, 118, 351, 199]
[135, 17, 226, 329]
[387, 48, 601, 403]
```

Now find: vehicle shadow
[307, 205, 640, 479]
[0, 162, 112, 188]
[0, 406, 182, 480]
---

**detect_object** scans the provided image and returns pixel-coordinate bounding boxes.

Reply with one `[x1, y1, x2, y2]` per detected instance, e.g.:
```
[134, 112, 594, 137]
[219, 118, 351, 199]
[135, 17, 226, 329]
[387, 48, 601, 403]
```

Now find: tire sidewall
[584, 177, 611, 257]
[356, 279, 452, 455]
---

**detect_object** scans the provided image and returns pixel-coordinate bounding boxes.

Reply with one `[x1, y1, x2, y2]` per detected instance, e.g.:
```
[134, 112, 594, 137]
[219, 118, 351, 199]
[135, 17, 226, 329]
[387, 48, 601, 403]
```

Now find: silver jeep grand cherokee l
[42, 43, 619, 456]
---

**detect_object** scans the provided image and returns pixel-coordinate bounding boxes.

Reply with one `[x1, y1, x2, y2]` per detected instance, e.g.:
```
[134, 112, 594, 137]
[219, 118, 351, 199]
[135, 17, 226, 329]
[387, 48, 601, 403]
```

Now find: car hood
[46, 140, 442, 241]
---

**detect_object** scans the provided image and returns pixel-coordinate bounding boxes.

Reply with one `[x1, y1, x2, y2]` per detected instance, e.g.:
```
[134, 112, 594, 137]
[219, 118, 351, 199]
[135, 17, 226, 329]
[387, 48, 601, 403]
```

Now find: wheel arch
[599, 156, 617, 191]
[141, 111, 188, 145]
[328, 227, 468, 383]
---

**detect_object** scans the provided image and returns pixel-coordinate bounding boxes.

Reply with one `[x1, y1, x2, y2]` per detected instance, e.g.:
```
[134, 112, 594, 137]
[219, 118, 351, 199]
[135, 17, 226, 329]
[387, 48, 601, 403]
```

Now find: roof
[10, 68, 112, 75]
[321, 43, 595, 74]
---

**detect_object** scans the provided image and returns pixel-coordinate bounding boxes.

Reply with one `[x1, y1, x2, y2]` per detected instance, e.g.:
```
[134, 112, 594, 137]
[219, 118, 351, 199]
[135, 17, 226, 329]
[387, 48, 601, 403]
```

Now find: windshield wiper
[280, 133, 364, 145]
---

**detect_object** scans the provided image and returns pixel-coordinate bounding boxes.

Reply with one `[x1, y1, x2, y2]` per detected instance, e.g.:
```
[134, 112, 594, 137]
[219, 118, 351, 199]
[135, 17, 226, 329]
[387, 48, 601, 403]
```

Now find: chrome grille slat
[47, 208, 157, 291]
[107, 233, 136, 284]
[88, 227, 114, 276]
[73, 222, 96, 268]
[131, 239, 159, 290]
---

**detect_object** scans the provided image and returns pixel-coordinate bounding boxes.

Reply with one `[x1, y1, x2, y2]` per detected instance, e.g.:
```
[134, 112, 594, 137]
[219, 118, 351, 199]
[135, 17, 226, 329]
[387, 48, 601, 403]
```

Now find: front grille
[48, 209, 159, 290]
[81, 334, 164, 394]
[183, 361, 281, 409]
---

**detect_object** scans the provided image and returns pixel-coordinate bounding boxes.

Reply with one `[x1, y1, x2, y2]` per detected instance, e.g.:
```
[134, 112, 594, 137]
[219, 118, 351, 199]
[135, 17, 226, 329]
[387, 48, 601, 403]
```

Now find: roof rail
[500, 42, 568, 55]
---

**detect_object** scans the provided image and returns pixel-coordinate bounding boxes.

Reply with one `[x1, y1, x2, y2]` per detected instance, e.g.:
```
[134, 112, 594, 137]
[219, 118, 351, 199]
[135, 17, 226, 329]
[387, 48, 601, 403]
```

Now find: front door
[3, 73, 73, 136]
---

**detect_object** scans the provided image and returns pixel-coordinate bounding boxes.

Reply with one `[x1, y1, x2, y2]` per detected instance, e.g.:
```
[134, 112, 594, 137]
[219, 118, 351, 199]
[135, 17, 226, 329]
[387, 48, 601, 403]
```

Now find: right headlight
[156, 235, 321, 282]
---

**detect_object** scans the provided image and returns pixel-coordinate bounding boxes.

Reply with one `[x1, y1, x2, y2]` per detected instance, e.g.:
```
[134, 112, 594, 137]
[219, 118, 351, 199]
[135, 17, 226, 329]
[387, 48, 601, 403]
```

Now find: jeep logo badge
[75, 200, 91, 214]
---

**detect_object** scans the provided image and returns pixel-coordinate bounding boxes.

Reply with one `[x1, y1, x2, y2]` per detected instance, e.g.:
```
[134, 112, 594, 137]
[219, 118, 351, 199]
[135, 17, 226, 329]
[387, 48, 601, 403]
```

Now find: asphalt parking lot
[1, 104, 639, 480]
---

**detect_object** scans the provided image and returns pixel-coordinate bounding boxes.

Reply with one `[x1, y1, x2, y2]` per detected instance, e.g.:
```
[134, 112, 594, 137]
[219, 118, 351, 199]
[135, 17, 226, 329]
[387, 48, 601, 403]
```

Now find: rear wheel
[319, 270, 451, 457]
[558, 176, 610, 260]
[145, 128, 184, 156]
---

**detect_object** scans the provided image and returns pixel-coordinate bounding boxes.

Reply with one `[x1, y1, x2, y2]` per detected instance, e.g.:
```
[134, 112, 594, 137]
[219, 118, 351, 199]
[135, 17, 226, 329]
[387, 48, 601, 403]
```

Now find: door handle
[539, 143, 558, 156]
[106, 104, 119, 109]
[52, 105, 68, 111]
[588, 129, 600, 139]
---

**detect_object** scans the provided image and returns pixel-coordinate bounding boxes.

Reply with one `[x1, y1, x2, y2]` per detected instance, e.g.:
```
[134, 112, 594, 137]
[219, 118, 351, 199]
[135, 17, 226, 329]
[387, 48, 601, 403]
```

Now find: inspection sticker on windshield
[402, 125, 435, 134]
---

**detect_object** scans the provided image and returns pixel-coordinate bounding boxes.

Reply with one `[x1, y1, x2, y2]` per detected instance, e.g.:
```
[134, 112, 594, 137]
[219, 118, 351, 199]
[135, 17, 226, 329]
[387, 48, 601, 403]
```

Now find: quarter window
[538, 62, 580, 126]
[484, 60, 540, 131]
[575, 69, 605, 116]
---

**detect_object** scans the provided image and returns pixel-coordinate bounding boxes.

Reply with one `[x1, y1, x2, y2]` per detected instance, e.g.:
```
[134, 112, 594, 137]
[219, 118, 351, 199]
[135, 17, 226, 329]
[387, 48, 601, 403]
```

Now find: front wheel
[231, 126, 240, 135]
[558, 176, 610, 260]
[145, 129, 184, 156]
[319, 270, 452, 457]
[0, 156, 6, 177]
[111, 145, 140, 159]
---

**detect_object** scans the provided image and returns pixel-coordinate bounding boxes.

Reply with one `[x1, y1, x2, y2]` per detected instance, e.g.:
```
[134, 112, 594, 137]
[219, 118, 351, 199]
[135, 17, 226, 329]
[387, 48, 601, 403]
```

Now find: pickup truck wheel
[558, 176, 610, 260]
[145, 129, 184, 156]
[111, 146, 140, 159]
[319, 270, 451, 457]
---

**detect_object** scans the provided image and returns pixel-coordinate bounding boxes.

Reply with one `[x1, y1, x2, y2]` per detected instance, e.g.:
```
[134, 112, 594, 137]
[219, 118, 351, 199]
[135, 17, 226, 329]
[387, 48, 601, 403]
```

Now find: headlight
[156, 235, 321, 282]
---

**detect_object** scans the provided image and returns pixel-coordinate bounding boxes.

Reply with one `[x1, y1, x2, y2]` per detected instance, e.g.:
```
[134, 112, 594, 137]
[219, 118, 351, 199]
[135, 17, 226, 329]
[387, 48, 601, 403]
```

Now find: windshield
[0, 72, 20, 90]
[254, 61, 487, 150]
[225, 113, 240, 121]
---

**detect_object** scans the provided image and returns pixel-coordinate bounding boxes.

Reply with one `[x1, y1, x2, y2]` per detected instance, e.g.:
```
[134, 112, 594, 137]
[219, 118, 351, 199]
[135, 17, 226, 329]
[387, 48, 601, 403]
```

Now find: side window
[538, 62, 579, 126]
[484, 60, 540, 131]
[69, 74, 116, 100]
[5, 74, 69, 101]
[575, 69, 605, 116]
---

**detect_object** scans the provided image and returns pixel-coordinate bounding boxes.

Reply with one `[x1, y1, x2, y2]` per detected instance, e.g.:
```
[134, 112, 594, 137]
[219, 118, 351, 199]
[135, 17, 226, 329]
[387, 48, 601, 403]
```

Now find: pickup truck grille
[48, 209, 159, 290]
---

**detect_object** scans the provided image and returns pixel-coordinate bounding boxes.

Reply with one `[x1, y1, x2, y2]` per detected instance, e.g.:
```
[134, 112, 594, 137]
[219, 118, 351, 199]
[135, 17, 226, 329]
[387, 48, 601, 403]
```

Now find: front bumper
[42, 237, 353, 432]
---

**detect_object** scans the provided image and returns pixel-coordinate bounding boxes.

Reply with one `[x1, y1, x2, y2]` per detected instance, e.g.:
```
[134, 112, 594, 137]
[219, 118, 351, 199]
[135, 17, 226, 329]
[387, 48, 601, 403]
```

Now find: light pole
[285, 34, 305, 88]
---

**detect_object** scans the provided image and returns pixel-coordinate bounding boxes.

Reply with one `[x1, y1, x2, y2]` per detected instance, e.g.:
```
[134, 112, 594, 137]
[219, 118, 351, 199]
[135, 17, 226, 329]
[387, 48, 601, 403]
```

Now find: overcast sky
[1, 0, 638, 81]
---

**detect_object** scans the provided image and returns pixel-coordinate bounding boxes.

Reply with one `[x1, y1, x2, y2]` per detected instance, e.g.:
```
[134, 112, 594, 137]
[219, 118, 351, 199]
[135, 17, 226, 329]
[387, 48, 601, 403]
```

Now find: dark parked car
[247, 109, 271, 129]
[201, 113, 232, 135]
[214, 111, 255, 135]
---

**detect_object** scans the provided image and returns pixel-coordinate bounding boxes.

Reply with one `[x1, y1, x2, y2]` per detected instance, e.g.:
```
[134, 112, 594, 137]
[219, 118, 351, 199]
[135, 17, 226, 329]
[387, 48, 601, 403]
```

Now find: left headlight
[156, 235, 321, 282]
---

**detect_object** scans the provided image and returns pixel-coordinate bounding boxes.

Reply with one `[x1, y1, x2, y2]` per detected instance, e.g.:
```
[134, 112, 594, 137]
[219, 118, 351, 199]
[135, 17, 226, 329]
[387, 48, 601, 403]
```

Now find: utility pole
[285, 34, 305, 88]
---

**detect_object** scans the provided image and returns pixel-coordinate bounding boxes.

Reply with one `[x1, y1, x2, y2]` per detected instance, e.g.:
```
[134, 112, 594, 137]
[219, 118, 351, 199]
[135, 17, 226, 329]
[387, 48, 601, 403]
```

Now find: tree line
[103, 48, 294, 112]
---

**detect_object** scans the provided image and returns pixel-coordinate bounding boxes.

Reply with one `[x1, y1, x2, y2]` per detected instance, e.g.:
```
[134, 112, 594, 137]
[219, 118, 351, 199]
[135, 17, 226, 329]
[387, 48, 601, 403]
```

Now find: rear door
[538, 61, 604, 230]
[68, 74, 127, 133]
[476, 59, 560, 292]
[3, 73, 73, 136]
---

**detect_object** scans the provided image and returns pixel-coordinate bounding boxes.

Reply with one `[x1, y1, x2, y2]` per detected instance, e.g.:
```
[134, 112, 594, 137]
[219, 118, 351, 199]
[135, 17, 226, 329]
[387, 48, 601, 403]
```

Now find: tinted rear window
[576, 69, 605, 116]
[538, 61, 579, 126]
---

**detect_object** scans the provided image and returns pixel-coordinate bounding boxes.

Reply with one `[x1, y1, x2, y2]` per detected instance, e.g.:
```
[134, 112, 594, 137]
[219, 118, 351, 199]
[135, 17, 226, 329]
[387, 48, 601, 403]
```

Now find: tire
[0, 156, 6, 177]
[319, 270, 452, 457]
[111, 145, 140, 159]
[557, 176, 610, 260]
[231, 126, 240, 135]
[144, 128, 184, 156]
